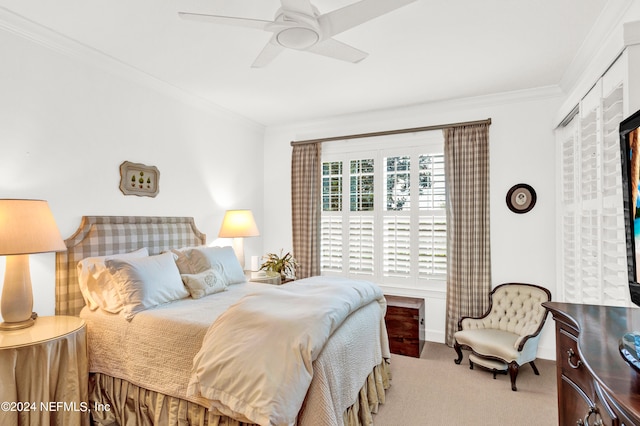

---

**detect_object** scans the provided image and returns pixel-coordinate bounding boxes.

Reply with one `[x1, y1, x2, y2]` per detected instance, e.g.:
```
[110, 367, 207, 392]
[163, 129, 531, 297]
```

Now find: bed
[55, 216, 391, 426]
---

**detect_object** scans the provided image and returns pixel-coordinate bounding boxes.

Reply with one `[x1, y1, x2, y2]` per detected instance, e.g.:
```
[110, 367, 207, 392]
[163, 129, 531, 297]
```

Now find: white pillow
[189, 246, 246, 284]
[106, 251, 189, 320]
[181, 268, 228, 299]
[77, 247, 149, 312]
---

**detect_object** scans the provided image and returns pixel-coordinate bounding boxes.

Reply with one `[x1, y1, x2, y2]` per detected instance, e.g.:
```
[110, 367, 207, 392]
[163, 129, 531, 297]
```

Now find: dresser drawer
[558, 327, 594, 401]
[597, 380, 636, 426]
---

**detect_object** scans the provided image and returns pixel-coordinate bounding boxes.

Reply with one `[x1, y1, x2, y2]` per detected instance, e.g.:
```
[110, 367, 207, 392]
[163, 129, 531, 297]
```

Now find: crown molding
[624, 19, 640, 46]
[0, 7, 264, 132]
[559, 0, 634, 92]
[555, 1, 635, 122]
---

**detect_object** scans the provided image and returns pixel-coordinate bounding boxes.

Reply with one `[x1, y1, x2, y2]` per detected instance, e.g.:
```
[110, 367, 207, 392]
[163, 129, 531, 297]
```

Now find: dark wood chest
[384, 295, 425, 358]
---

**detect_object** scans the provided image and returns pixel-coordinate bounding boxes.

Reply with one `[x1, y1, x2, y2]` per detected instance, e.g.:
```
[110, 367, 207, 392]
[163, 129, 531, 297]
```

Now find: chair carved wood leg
[508, 361, 519, 391]
[529, 361, 540, 375]
[454, 342, 463, 364]
[469, 359, 474, 370]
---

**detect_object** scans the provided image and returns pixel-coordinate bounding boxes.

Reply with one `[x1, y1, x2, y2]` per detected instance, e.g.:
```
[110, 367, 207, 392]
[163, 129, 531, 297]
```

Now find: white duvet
[187, 276, 386, 426]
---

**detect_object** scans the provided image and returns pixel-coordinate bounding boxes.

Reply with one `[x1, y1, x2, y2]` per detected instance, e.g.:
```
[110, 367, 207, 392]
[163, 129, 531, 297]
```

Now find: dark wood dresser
[384, 295, 425, 358]
[544, 302, 640, 426]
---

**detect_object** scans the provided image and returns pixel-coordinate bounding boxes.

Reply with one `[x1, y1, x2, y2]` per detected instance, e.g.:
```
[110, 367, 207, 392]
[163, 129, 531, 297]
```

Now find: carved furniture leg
[454, 342, 463, 364]
[508, 361, 519, 391]
[529, 361, 540, 375]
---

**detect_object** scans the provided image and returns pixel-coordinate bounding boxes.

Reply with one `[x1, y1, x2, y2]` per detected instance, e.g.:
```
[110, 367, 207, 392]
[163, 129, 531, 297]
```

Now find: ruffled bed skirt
[89, 360, 390, 426]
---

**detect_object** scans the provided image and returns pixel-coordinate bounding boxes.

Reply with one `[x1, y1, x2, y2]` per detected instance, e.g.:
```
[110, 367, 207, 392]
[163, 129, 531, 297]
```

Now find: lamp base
[0, 317, 35, 330]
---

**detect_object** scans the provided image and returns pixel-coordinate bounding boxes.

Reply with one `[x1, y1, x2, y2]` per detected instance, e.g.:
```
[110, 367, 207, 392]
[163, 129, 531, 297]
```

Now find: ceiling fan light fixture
[276, 27, 319, 50]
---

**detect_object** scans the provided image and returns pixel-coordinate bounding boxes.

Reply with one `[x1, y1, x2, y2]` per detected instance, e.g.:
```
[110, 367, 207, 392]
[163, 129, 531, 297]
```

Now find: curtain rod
[290, 118, 492, 146]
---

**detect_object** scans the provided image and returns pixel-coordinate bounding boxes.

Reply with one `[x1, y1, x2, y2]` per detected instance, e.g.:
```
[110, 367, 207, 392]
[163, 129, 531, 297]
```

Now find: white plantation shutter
[320, 215, 342, 272]
[562, 134, 576, 204]
[557, 68, 628, 305]
[580, 209, 600, 303]
[562, 212, 578, 301]
[383, 215, 411, 277]
[349, 215, 374, 274]
[602, 207, 628, 301]
[419, 214, 447, 277]
[580, 108, 599, 202]
[560, 117, 579, 301]
[599, 83, 627, 304]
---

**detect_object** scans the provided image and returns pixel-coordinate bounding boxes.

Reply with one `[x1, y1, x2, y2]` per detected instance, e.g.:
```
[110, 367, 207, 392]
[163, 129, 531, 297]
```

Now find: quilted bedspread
[186, 276, 387, 426]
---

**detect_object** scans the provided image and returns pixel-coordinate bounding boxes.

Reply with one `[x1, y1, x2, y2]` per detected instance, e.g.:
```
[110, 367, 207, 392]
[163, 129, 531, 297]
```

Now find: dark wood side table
[384, 295, 425, 358]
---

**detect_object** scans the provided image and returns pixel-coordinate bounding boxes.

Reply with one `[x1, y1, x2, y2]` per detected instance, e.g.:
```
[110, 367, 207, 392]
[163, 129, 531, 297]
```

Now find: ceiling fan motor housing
[276, 27, 319, 49]
[272, 9, 322, 50]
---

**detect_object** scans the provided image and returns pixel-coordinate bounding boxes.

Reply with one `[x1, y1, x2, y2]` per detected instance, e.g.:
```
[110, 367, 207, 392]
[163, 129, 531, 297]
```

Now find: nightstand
[245, 270, 282, 285]
[384, 295, 425, 358]
[0, 316, 88, 425]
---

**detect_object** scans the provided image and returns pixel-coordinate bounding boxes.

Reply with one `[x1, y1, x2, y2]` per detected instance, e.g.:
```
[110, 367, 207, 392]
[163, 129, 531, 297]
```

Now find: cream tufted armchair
[453, 283, 551, 391]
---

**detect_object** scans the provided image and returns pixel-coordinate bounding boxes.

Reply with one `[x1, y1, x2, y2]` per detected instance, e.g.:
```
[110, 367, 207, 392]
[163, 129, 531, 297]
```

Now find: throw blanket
[186, 276, 385, 426]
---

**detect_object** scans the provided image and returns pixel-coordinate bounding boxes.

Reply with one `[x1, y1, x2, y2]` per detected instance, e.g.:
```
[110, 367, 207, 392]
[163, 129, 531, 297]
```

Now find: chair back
[482, 283, 551, 337]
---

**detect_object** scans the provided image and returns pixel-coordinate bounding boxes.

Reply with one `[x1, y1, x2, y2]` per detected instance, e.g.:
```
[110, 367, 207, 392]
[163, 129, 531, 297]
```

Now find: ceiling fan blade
[280, 0, 315, 16]
[318, 0, 417, 37]
[178, 12, 272, 30]
[251, 39, 285, 68]
[307, 38, 368, 63]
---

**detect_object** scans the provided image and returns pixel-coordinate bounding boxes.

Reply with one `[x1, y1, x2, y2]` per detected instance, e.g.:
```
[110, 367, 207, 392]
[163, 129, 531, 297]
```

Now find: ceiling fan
[178, 0, 417, 68]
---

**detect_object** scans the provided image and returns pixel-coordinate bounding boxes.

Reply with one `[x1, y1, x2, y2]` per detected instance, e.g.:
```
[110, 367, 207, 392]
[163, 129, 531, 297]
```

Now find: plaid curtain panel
[443, 124, 491, 346]
[56, 216, 206, 316]
[291, 143, 321, 279]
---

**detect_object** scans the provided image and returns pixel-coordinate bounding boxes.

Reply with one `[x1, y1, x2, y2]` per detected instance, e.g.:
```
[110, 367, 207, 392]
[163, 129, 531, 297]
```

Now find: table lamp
[218, 209, 259, 269]
[0, 199, 66, 330]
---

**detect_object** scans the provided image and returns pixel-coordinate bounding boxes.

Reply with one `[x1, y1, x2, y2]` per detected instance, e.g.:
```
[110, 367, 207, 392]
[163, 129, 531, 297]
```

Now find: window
[320, 132, 446, 288]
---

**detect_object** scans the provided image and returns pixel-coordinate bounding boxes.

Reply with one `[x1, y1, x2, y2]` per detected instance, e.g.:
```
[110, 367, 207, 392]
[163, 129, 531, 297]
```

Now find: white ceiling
[0, 0, 614, 126]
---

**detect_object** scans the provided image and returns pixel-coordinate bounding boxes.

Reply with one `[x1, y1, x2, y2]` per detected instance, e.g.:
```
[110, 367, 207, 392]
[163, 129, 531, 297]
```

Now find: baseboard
[426, 330, 445, 344]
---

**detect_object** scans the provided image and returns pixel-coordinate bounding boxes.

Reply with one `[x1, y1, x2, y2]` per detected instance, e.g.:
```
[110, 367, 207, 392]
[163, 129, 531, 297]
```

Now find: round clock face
[506, 184, 536, 214]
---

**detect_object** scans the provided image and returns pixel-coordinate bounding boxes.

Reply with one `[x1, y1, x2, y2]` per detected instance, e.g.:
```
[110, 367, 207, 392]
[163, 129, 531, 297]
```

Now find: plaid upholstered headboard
[55, 216, 206, 316]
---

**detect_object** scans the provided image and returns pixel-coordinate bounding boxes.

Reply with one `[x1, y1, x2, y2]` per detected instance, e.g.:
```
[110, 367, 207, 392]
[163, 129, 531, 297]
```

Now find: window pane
[385, 156, 411, 211]
[322, 161, 342, 212]
[350, 159, 374, 211]
[419, 154, 446, 209]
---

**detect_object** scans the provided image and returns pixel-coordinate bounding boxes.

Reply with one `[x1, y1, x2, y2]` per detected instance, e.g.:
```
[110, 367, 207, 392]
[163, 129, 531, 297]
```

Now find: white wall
[263, 88, 562, 359]
[0, 25, 265, 319]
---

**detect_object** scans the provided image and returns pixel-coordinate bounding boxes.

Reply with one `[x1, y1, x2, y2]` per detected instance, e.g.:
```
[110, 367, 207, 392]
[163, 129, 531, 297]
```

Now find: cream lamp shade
[0, 199, 66, 330]
[218, 209, 259, 269]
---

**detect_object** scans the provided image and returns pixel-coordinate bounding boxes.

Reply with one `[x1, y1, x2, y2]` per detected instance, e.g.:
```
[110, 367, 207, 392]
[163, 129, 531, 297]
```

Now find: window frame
[320, 132, 446, 290]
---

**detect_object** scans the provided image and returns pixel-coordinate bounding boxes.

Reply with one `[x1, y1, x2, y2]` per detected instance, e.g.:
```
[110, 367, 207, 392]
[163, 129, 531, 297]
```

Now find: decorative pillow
[188, 246, 247, 284]
[169, 246, 204, 275]
[77, 247, 149, 312]
[106, 251, 189, 320]
[181, 268, 227, 299]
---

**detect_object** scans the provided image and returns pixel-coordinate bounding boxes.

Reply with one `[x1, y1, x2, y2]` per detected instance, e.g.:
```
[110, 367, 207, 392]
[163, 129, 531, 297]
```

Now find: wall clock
[506, 184, 536, 214]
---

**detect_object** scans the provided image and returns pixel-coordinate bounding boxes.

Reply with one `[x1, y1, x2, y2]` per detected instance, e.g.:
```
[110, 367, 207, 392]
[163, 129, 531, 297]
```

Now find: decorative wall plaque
[119, 161, 159, 197]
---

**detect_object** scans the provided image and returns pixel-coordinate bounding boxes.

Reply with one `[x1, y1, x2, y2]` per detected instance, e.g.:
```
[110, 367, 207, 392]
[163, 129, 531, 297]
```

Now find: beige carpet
[373, 342, 558, 426]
